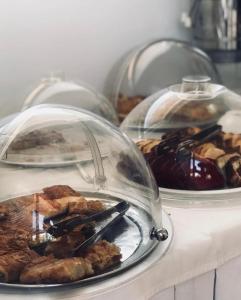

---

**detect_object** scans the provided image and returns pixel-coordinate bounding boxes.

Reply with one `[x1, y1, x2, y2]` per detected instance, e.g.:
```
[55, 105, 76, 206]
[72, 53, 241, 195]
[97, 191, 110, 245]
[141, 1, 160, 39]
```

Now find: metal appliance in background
[182, 0, 241, 93]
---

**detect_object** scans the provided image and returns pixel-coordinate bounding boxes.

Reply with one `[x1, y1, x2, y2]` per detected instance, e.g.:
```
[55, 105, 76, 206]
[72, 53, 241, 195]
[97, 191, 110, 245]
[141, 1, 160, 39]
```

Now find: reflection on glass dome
[0, 104, 169, 286]
[106, 39, 220, 121]
[22, 73, 119, 125]
[121, 76, 241, 204]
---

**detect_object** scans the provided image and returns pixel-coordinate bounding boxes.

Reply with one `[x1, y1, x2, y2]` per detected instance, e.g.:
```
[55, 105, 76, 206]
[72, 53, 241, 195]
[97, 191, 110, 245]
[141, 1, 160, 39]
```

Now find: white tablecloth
[2, 203, 241, 299]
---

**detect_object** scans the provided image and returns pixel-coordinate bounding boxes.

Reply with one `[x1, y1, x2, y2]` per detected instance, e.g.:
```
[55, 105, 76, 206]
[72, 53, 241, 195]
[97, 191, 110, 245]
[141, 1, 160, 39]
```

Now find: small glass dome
[105, 39, 221, 122]
[121, 76, 241, 205]
[22, 73, 119, 125]
[0, 104, 171, 287]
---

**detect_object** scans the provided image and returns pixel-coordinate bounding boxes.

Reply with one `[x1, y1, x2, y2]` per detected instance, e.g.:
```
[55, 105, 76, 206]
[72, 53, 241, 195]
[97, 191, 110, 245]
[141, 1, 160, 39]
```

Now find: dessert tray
[0, 187, 172, 289]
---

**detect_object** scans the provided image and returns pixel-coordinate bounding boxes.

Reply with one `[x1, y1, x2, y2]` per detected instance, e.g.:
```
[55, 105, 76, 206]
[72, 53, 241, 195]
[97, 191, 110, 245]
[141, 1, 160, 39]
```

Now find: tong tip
[116, 201, 130, 214]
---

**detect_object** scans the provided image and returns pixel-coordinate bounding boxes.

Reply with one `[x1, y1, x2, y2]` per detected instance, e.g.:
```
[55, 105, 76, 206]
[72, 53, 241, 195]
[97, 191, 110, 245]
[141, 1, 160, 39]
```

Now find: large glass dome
[121, 76, 241, 205]
[0, 104, 170, 287]
[22, 73, 119, 125]
[105, 39, 220, 122]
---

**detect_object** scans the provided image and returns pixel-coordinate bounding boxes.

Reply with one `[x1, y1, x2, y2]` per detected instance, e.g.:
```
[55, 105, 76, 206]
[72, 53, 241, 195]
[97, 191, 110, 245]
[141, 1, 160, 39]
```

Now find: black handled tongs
[30, 201, 130, 254]
[156, 124, 222, 156]
[46, 201, 129, 238]
[176, 124, 222, 158]
[72, 201, 129, 255]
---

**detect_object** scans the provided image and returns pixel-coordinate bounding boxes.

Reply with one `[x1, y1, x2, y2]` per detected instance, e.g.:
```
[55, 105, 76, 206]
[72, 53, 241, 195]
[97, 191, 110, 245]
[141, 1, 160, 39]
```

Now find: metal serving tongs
[46, 201, 129, 237]
[156, 124, 222, 156]
[30, 201, 130, 254]
[72, 201, 129, 255]
[176, 124, 222, 160]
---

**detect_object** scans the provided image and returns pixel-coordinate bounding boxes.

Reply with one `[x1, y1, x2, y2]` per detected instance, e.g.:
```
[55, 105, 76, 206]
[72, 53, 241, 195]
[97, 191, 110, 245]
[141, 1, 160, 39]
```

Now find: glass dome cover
[121, 76, 241, 205]
[106, 39, 221, 121]
[0, 104, 171, 287]
[22, 73, 119, 125]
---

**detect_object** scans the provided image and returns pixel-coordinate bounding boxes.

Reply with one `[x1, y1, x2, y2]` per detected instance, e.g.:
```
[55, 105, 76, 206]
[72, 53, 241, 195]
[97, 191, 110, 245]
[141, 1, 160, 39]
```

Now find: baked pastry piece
[194, 139, 241, 188]
[194, 143, 225, 160]
[117, 94, 144, 121]
[0, 249, 38, 282]
[136, 139, 160, 154]
[0, 185, 122, 284]
[20, 256, 94, 284]
[0, 226, 31, 256]
[20, 240, 121, 284]
[147, 98, 225, 125]
[45, 223, 95, 258]
[68, 199, 105, 215]
[173, 101, 223, 122]
[83, 240, 122, 273]
[225, 156, 241, 187]
[136, 128, 201, 156]
[0, 185, 105, 233]
[220, 132, 241, 153]
[161, 127, 201, 141]
[40, 185, 105, 215]
[42, 185, 81, 200]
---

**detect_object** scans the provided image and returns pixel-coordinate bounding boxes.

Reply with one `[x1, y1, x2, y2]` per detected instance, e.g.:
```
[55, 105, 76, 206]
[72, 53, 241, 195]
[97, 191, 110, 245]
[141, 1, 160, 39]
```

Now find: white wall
[0, 0, 189, 117]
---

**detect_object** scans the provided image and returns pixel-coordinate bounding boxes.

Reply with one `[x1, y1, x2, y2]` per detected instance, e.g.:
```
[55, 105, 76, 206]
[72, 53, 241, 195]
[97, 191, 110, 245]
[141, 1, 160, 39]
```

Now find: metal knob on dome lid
[150, 227, 169, 241]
